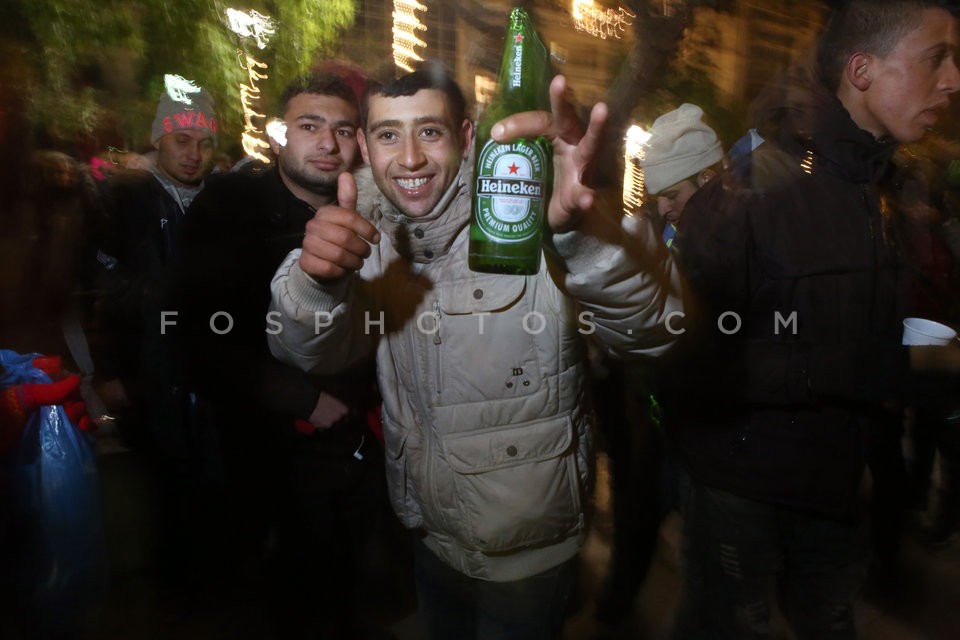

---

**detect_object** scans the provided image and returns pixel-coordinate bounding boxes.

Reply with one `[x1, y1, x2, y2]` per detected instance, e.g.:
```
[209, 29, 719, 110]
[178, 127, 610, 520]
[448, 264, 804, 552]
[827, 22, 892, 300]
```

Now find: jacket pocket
[438, 273, 527, 314]
[440, 414, 583, 552]
[383, 416, 422, 530]
[432, 274, 546, 406]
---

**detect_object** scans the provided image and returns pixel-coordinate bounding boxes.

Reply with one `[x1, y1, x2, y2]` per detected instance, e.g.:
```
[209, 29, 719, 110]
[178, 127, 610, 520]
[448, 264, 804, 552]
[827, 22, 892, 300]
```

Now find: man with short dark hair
[174, 70, 391, 638]
[271, 72, 363, 207]
[267, 65, 682, 639]
[669, 1, 960, 636]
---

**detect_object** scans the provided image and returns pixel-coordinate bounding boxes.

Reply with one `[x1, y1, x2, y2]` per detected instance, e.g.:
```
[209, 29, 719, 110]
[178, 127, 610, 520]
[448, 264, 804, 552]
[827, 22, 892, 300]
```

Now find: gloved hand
[1, 358, 91, 454]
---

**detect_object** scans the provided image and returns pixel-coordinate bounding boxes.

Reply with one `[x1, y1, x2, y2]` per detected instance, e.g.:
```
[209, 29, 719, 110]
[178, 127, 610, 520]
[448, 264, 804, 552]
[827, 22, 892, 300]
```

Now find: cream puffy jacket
[268, 162, 681, 581]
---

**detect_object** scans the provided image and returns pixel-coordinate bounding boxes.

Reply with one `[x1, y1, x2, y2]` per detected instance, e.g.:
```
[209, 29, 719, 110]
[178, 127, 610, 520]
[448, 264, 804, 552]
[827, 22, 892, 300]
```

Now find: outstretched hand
[490, 75, 608, 233]
[299, 171, 381, 281]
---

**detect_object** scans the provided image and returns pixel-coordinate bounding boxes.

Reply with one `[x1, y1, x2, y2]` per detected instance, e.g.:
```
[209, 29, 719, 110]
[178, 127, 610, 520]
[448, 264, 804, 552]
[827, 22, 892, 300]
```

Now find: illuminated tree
[591, 0, 728, 183]
[2, 0, 354, 153]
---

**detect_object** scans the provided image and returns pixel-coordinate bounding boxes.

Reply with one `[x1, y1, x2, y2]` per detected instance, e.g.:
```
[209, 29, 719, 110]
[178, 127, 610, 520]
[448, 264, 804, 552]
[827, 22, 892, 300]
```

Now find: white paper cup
[902, 317, 957, 346]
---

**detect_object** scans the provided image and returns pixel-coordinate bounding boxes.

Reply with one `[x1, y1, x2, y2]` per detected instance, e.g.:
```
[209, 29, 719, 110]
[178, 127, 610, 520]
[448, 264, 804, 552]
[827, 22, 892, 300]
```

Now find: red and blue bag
[1, 349, 106, 636]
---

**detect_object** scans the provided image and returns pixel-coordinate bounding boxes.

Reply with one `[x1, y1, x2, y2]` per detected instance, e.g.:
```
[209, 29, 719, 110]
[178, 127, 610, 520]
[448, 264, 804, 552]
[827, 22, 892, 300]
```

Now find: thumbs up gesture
[299, 172, 382, 281]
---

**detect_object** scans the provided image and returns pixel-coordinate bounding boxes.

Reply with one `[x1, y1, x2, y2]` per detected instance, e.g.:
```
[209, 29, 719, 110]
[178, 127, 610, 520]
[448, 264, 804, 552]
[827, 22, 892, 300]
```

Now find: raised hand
[299, 171, 381, 280]
[490, 75, 608, 233]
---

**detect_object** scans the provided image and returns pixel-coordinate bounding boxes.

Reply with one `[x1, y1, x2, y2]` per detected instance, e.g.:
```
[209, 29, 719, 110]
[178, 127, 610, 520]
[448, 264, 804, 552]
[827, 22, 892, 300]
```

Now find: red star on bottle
[508, 162, 520, 174]
[514, 34, 524, 44]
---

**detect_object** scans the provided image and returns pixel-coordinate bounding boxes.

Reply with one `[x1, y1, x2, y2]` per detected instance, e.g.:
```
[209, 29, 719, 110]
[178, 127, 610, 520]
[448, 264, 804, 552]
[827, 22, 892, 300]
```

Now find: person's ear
[697, 169, 716, 187]
[846, 52, 873, 91]
[460, 119, 474, 160]
[358, 128, 371, 165]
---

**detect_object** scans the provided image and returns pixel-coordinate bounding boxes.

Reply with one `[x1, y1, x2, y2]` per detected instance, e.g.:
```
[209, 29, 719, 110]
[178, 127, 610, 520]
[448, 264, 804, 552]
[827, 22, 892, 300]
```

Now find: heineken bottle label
[474, 139, 547, 242]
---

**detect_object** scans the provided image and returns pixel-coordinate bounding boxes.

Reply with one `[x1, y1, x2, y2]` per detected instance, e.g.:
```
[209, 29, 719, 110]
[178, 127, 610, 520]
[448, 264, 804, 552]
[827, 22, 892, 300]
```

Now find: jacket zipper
[423, 300, 447, 534]
[433, 300, 443, 394]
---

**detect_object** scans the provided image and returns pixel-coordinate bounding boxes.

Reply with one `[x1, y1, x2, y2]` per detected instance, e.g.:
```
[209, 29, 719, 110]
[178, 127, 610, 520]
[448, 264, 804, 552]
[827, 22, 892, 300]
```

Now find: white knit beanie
[638, 103, 722, 196]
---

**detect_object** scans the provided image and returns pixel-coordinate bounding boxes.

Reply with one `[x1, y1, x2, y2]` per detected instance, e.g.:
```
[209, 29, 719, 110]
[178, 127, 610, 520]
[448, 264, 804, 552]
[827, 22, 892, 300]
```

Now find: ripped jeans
[673, 473, 870, 639]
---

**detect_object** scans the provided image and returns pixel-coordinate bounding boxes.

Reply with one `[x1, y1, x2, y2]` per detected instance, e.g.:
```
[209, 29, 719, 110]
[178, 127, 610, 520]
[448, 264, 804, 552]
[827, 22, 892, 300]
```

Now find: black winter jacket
[670, 61, 910, 519]
[173, 167, 377, 454]
[97, 170, 187, 383]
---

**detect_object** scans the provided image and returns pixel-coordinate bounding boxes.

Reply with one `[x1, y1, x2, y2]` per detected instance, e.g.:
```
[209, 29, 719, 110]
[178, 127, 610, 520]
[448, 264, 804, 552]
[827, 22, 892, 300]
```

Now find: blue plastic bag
[1, 349, 106, 636]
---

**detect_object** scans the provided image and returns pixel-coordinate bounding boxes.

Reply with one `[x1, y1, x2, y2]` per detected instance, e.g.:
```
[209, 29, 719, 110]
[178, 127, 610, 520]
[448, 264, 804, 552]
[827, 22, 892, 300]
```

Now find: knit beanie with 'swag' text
[151, 83, 218, 146]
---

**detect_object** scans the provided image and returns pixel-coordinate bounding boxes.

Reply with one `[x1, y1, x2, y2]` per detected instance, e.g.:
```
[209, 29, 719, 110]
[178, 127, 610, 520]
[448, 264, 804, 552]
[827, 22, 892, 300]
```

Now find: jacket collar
[149, 165, 204, 213]
[266, 165, 317, 225]
[357, 157, 472, 264]
[752, 60, 897, 184]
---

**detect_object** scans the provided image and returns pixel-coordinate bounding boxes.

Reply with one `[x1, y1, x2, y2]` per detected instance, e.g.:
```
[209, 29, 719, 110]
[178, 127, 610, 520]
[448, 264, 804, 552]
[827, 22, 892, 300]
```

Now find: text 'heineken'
[469, 7, 552, 275]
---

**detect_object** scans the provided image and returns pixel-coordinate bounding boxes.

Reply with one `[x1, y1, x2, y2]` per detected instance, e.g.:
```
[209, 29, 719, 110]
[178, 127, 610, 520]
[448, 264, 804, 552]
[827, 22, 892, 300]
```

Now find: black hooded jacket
[669, 60, 911, 519]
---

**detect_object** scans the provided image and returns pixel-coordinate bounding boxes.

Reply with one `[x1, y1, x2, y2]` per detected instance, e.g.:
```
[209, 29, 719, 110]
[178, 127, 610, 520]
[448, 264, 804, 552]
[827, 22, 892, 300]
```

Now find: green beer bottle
[469, 7, 552, 275]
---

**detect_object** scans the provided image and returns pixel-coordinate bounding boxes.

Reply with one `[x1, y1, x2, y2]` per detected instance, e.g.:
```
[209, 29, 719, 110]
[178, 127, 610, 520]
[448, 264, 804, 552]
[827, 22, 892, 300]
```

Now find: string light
[266, 118, 288, 148]
[238, 52, 271, 162]
[623, 124, 651, 214]
[225, 8, 277, 163]
[572, 0, 634, 39]
[393, 0, 428, 73]
[800, 148, 815, 175]
[225, 8, 277, 49]
[163, 74, 202, 105]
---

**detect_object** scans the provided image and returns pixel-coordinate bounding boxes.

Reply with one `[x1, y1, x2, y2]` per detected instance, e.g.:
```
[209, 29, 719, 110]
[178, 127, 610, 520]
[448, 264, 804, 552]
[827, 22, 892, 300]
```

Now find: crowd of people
[2, 1, 960, 639]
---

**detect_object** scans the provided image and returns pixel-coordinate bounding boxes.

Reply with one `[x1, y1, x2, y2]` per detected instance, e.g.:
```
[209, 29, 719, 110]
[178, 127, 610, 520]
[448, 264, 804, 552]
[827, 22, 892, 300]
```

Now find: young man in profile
[669, 2, 960, 636]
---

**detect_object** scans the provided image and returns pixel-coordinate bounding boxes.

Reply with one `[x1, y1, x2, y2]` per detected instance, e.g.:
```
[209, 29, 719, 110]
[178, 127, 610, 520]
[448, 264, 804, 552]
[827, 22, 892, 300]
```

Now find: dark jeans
[593, 360, 674, 622]
[414, 538, 577, 640]
[274, 430, 393, 640]
[674, 474, 870, 640]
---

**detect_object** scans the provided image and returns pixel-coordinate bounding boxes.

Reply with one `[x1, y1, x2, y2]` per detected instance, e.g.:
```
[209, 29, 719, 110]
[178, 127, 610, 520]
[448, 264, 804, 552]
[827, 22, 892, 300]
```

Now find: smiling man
[668, 1, 960, 637]
[359, 83, 472, 220]
[267, 65, 682, 639]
